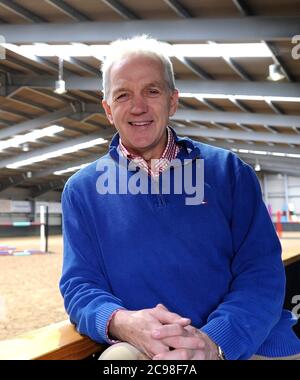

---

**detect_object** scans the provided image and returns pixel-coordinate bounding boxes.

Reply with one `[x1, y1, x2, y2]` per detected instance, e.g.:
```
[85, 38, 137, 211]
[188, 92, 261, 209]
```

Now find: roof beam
[172, 109, 300, 128]
[238, 152, 300, 167]
[238, 153, 300, 172]
[0, 105, 75, 140]
[176, 57, 213, 80]
[221, 56, 253, 81]
[10, 76, 300, 98]
[231, 0, 253, 17]
[0, 0, 46, 23]
[101, 0, 140, 20]
[163, 0, 193, 18]
[64, 57, 100, 76]
[243, 161, 300, 177]
[0, 129, 112, 169]
[232, 0, 295, 82]
[0, 17, 298, 43]
[30, 179, 66, 198]
[174, 126, 300, 145]
[45, 0, 90, 21]
[211, 141, 300, 156]
[0, 173, 28, 192]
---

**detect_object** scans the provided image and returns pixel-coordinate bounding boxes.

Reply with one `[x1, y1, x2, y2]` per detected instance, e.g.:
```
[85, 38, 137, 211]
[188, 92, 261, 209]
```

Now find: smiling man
[60, 35, 300, 360]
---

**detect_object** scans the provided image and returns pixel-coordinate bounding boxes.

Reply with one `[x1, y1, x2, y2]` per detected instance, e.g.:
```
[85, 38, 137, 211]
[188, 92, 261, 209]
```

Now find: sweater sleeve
[59, 182, 125, 344]
[200, 160, 285, 360]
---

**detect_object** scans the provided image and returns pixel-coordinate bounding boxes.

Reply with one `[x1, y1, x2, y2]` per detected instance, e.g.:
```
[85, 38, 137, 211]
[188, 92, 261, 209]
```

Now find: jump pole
[40, 205, 48, 253]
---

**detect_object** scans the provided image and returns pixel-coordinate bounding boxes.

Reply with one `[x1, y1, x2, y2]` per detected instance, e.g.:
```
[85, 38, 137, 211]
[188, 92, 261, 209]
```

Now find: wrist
[108, 309, 130, 341]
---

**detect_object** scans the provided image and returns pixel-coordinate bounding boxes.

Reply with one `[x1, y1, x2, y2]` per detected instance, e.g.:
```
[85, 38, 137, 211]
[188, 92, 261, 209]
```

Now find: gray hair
[101, 35, 176, 101]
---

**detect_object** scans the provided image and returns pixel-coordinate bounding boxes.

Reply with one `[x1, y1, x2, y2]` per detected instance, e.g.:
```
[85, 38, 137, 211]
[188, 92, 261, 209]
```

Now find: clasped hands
[109, 303, 220, 360]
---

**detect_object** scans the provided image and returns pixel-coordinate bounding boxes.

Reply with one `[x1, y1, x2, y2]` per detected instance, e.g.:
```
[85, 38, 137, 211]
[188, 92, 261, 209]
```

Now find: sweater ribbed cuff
[95, 302, 125, 344]
[200, 318, 248, 360]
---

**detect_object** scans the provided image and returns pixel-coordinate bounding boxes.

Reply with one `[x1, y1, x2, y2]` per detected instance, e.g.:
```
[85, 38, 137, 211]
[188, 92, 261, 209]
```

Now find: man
[60, 36, 300, 360]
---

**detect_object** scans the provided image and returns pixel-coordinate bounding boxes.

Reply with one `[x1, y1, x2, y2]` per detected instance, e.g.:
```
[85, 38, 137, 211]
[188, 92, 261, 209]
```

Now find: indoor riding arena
[0, 0, 299, 361]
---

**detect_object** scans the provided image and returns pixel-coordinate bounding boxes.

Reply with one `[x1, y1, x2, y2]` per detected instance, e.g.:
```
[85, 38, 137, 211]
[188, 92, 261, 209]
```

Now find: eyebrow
[112, 81, 166, 96]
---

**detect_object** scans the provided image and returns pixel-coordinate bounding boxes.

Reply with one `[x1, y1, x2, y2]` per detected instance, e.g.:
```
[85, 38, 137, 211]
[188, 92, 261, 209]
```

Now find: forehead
[109, 55, 165, 88]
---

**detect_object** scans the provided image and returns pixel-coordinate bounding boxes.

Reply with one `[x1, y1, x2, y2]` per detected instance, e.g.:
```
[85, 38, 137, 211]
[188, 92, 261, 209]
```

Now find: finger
[152, 323, 186, 339]
[161, 336, 204, 350]
[156, 303, 168, 310]
[143, 339, 170, 359]
[153, 348, 194, 360]
[151, 307, 191, 326]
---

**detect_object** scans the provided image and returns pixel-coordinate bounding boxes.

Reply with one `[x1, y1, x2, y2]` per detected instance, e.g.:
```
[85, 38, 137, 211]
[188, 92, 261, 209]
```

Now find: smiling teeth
[131, 122, 151, 126]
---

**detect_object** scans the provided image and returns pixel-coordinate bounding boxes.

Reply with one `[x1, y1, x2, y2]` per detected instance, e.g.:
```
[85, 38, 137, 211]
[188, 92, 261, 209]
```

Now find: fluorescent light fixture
[54, 162, 91, 175]
[171, 43, 272, 58]
[272, 152, 286, 157]
[236, 148, 300, 159]
[6, 137, 107, 169]
[1, 42, 272, 58]
[0, 125, 64, 151]
[180, 93, 300, 102]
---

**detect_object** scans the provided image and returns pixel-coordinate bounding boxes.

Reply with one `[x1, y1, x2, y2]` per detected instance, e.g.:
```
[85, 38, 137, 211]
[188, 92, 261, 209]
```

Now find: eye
[147, 88, 160, 97]
[115, 93, 129, 102]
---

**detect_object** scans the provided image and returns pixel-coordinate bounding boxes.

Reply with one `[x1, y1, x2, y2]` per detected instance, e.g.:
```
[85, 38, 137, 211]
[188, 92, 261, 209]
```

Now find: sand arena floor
[0, 235, 67, 341]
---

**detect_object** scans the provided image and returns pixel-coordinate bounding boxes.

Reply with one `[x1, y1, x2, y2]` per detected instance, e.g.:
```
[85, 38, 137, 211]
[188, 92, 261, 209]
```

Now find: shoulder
[191, 139, 248, 174]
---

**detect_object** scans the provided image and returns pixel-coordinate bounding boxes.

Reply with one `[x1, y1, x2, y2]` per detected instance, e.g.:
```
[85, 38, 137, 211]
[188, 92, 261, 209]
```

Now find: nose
[130, 94, 148, 114]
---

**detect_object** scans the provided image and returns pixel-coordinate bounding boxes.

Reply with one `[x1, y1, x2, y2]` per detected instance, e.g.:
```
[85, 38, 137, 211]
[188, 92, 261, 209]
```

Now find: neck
[120, 130, 168, 162]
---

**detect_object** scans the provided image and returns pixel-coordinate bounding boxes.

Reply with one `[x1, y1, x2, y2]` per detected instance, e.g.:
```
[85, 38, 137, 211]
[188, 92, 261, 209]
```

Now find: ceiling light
[55, 79, 66, 94]
[22, 143, 29, 152]
[268, 63, 285, 81]
[6, 137, 107, 169]
[54, 57, 66, 94]
[0, 125, 64, 151]
[254, 161, 261, 172]
[54, 162, 91, 176]
[179, 93, 300, 102]
[2, 42, 272, 58]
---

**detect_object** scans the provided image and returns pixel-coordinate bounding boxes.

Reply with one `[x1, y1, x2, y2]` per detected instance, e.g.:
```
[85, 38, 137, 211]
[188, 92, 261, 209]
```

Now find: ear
[169, 89, 179, 117]
[102, 99, 114, 125]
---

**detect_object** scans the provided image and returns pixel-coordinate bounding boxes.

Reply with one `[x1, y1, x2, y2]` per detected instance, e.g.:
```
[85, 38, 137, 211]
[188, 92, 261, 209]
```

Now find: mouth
[128, 120, 153, 127]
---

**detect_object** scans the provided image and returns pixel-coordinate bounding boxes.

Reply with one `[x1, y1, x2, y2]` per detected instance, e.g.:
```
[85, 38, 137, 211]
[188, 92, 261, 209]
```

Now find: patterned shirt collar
[119, 126, 180, 177]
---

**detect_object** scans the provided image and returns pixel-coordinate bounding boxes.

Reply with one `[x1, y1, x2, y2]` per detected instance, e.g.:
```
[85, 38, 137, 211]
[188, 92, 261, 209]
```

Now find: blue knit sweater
[60, 130, 300, 360]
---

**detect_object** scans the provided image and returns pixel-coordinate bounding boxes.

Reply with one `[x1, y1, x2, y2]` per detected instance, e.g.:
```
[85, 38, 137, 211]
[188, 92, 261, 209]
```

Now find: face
[102, 55, 178, 160]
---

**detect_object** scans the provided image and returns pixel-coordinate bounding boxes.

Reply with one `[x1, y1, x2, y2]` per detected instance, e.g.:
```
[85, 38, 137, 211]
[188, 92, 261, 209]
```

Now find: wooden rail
[282, 251, 300, 267]
[0, 320, 105, 360]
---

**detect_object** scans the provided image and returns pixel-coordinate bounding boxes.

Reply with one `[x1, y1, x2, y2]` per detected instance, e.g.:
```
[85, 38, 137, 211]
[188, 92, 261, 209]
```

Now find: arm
[150, 160, 285, 360]
[60, 182, 190, 355]
[60, 182, 125, 344]
[200, 161, 285, 359]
